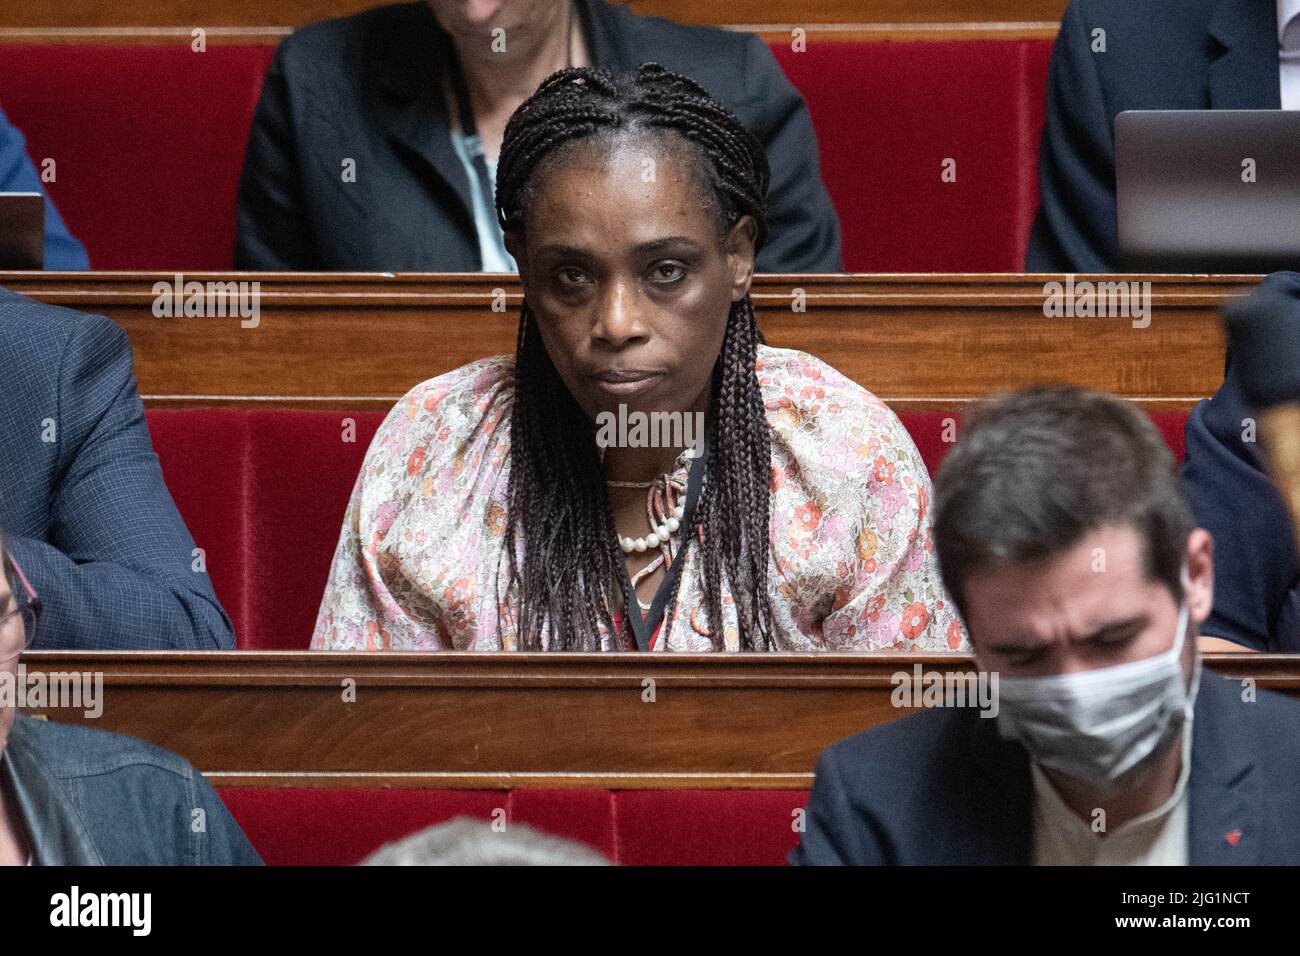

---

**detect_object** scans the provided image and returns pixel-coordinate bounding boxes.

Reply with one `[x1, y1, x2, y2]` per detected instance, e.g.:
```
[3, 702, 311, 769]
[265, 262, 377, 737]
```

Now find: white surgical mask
[993, 582, 1199, 795]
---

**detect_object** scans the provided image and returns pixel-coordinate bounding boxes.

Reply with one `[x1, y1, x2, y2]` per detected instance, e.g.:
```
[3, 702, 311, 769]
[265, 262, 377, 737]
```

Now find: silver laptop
[1116, 110, 1300, 273]
[0, 193, 44, 269]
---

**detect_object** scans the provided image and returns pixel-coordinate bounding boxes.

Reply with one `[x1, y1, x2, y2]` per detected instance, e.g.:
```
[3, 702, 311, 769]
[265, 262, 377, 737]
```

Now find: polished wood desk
[18, 651, 1296, 789]
[2, 272, 1255, 414]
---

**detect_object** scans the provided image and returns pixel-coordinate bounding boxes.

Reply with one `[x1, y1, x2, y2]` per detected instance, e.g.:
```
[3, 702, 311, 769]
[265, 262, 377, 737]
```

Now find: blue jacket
[236, 0, 842, 273]
[1027, 0, 1280, 272]
[0, 107, 89, 270]
[1180, 366, 1298, 650]
[1, 713, 260, 865]
[791, 672, 1300, 865]
[0, 286, 235, 649]
[1180, 272, 1300, 651]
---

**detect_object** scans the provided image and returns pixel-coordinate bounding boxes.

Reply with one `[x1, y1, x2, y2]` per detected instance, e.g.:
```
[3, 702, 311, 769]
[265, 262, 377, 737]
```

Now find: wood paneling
[0, 272, 1255, 414]
[18, 651, 1291, 788]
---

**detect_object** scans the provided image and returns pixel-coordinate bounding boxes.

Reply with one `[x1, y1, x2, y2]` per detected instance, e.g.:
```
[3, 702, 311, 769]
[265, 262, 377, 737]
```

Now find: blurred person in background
[236, 0, 840, 273]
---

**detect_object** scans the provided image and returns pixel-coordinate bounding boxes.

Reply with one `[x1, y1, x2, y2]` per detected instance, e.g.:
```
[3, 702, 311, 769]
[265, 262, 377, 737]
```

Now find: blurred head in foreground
[362, 817, 611, 866]
[932, 386, 1213, 800]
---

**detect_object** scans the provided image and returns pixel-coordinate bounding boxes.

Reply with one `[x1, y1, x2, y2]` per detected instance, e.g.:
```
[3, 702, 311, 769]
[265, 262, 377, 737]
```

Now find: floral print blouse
[312, 345, 968, 652]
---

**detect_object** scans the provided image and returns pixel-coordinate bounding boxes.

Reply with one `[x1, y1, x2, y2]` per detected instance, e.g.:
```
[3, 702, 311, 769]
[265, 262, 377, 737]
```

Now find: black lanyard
[619, 442, 709, 651]
[444, 45, 499, 227]
[443, 2, 576, 228]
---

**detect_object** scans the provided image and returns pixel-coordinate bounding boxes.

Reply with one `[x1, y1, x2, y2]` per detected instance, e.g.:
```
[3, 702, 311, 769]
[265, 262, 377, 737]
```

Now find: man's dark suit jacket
[0, 287, 234, 649]
[1027, 0, 1282, 272]
[235, 0, 842, 273]
[791, 672, 1300, 864]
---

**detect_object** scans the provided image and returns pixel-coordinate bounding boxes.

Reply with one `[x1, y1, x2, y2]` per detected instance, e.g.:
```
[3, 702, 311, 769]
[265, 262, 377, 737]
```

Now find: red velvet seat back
[146, 409, 252, 639]
[0, 45, 274, 269]
[904, 409, 1188, 475]
[218, 787, 809, 866]
[769, 39, 1053, 271]
[146, 409, 384, 648]
[246, 411, 385, 648]
[0, 40, 1055, 271]
[146, 407, 1190, 650]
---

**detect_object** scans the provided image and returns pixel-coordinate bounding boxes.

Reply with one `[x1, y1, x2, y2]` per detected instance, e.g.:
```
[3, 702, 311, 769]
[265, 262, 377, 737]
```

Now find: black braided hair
[496, 62, 775, 651]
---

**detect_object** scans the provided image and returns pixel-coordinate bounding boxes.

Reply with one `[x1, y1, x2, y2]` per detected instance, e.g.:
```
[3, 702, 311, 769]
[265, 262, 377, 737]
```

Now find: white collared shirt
[1280, 0, 1300, 109]
[1031, 726, 1192, 866]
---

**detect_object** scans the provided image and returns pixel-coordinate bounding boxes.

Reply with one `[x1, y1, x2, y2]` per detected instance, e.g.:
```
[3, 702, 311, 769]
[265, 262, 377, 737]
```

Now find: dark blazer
[0, 107, 88, 270]
[236, 0, 842, 273]
[0, 286, 234, 649]
[2, 713, 261, 864]
[791, 672, 1300, 864]
[1027, 0, 1282, 272]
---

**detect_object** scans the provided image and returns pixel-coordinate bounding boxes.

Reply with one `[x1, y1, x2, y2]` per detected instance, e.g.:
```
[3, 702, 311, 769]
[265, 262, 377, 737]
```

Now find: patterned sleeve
[311, 462, 399, 651]
[821, 418, 967, 652]
[311, 358, 513, 651]
[761, 348, 968, 652]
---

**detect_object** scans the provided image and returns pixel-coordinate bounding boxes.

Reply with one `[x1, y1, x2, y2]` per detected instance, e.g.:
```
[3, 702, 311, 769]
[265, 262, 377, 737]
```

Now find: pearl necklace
[617, 500, 685, 554]
[603, 446, 693, 557]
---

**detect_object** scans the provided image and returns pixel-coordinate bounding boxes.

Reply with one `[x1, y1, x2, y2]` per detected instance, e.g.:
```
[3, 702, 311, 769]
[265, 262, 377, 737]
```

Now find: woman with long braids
[313, 64, 964, 652]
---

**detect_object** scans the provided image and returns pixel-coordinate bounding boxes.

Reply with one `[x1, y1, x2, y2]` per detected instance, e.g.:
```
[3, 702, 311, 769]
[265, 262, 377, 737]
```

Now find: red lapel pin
[1225, 829, 1243, 846]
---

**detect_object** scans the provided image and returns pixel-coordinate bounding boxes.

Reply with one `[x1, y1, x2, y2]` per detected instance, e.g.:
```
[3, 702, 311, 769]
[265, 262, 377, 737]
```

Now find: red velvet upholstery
[770, 39, 1053, 271]
[218, 787, 807, 866]
[0, 45, 274, 269]
[219, 788, 507, 866]
[510, 789, 618, 861]
[898, 411, 960, 476]
[145, 407, 1191, 649]
[245, 412, 385, 649]
[0, 41, 1053, 271]
[616, 790, 805, 866]
[1148, 412, 1190, 463]
[903, 409, 1189, 476]
[146, 409, 252, 640]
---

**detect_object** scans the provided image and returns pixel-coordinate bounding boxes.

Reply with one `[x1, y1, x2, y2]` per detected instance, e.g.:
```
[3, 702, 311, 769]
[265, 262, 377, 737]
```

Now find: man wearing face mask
[792, 386, 1300, 865]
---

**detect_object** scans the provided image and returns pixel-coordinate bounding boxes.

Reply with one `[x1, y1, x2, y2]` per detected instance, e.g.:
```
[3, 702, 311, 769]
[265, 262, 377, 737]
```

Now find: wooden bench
[1, 272, 1254, 413]
[20, 650, 1295, 789]
[24, 647, 1280, 864]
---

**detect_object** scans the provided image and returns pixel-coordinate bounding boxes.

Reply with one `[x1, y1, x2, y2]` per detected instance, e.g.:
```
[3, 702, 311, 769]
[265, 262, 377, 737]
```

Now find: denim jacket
[1, 714, 262, 865]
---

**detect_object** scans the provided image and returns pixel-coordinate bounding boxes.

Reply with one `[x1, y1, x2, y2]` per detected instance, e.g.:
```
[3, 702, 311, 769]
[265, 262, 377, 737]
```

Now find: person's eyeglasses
[0, 552, 39, 665]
